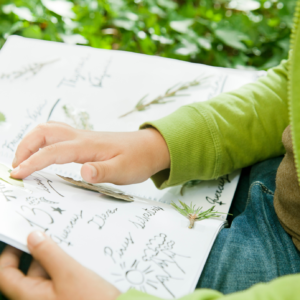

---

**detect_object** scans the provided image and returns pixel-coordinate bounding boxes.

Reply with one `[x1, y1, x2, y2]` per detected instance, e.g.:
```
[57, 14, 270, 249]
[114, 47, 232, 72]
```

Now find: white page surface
[0, 36, 257, 298]
[0, 36, 260, 202]
[0, 172, 224, 299]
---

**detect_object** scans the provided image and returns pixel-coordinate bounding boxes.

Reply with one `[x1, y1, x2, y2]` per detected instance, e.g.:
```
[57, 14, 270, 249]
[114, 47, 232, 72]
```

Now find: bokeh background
[0, 0, 297, 70]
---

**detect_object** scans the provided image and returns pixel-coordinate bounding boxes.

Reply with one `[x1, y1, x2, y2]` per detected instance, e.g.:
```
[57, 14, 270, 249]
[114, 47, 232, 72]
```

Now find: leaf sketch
[63, 105, 93, 130]
[119, 75, 211, 118]
[0, 59, 60, 81]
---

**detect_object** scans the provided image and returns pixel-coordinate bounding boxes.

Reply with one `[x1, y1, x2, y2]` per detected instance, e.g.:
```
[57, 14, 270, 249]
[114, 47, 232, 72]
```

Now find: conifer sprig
[119, 76, 211, 118]
[171, 201, 231, 229]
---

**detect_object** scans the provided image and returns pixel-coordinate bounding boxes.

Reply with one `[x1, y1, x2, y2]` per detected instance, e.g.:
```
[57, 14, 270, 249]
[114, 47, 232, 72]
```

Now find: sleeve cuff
[117, 290, 163, 300]
[140, 105, 221, 189]
[117, 289, 222, 300]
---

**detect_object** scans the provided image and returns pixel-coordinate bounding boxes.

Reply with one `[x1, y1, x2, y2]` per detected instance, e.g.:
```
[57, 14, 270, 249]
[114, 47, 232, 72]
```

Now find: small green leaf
[0, 112, 6, 123]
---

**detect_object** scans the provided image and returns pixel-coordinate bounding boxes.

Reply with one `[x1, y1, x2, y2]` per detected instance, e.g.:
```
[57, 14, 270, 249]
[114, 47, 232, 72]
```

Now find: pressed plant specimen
[171, 201, 231, 229]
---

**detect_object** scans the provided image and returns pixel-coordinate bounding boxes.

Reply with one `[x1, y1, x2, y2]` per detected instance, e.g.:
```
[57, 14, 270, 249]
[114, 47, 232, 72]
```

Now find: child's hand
[10, 122, 170, 184]
[0, 231, 121, 300]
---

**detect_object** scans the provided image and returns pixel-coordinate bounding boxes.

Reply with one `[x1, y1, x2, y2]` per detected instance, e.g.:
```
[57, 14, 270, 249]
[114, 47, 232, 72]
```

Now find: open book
[0, 36, 262, 298]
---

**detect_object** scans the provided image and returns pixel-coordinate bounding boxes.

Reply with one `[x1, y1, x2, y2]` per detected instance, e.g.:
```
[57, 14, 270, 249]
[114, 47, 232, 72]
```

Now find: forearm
[142, 59, 289, 189]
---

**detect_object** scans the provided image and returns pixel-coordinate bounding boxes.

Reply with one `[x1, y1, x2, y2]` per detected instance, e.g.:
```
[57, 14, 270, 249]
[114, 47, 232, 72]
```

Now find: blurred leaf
[175, 38, 199, 56]
[60, 33, 87, 44]
[197, 37, 212, 50]
[170, 19, 194, 34]
[2, 4, 36, 21]
[227, 0, 261, 11]
[22, 25, 42, 39]
[113, 19, 135, 30]
[41, 0, 75, 18]
[215, 29, 248, 51]
[0, 0, 297, 70]
[157, 0, 178, 10]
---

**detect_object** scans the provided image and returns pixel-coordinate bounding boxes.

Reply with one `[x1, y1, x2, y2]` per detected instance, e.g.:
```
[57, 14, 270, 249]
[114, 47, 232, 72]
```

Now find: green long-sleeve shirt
[119, 1, 300, 299]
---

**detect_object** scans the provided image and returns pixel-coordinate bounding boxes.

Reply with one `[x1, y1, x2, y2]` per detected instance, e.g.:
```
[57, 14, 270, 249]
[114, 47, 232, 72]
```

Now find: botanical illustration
[119, 76, 211, 118]
[62, 105, 93, 130]
[0, 59, 59, 81]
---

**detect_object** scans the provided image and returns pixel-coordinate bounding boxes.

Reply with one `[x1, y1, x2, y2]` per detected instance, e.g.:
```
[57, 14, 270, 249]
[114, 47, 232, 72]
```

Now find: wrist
[141, 128, 170, 174]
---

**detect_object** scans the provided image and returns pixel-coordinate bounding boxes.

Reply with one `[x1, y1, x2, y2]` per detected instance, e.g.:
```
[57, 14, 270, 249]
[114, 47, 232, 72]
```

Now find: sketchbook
[0, 36, 262, 298]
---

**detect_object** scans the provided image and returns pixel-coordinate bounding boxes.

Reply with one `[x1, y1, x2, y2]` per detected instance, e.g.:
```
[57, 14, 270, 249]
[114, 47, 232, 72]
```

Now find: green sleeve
[141, 60, 289, 189]
[117, 274, 300, 300]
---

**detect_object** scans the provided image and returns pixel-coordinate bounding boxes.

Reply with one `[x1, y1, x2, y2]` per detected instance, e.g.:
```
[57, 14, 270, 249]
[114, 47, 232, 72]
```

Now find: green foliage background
[0, 0, 297, 70]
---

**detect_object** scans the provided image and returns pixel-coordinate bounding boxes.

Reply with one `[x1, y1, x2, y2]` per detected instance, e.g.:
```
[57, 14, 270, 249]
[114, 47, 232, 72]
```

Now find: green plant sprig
[180, 180, 202, 196]
[171, 200, 231, 229]
[119, 76, 210, 118]
[0, 112, 5, 123]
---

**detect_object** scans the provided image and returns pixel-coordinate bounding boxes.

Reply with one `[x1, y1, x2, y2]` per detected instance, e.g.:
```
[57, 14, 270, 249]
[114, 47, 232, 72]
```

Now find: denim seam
[246, 181, 274, 207]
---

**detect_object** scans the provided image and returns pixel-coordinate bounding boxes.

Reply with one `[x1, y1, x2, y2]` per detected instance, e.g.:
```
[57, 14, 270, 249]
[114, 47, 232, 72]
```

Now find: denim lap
[197, 156, 300, 294]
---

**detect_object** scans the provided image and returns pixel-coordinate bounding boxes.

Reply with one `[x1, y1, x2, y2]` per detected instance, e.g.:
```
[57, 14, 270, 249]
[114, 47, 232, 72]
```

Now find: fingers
[0, 246, 25, 299]
[11, 141, 82, 179]
[0, 246, 22, 269]
[27, 259, 49, 279]
[13, 122, 77, 168]
[27, 231, 81, 283]
[81, 156, 127, 184]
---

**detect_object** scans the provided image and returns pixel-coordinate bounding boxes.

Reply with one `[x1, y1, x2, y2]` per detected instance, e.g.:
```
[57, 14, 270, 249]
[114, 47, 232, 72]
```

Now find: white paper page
[0, 171, 224, 299]
[0, 36, 261, 201]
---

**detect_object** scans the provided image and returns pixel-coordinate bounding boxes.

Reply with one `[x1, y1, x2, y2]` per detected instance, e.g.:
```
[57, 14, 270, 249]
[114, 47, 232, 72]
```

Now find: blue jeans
[197, 156, 300, 294]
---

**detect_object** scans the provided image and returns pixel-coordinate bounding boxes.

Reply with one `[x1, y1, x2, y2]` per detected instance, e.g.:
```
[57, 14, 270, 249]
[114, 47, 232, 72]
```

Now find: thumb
[81, 156, 126, 184]
[27, 231, 80, 282]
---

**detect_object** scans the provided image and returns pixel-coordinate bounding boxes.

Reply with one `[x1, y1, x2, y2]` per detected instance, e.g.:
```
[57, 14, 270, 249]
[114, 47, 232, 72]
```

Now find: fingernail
[89, 165, 97, 178]
[10, 166, 20, 176]
[28, 231, 45, 247]
[12, 157, 17, 166]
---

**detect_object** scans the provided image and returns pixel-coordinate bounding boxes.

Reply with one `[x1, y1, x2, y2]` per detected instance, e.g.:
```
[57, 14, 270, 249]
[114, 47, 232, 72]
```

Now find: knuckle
[97, 163, 107, 182]
[43, 144, 58, 154]
[35, 123, 50, 132]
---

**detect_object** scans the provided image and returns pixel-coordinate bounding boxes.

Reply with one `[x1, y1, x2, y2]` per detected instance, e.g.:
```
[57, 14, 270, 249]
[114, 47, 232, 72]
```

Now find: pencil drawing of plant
[0, 59, 59, 81]
[63, 105, 93, 130]
[119, 75, 211, 118]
